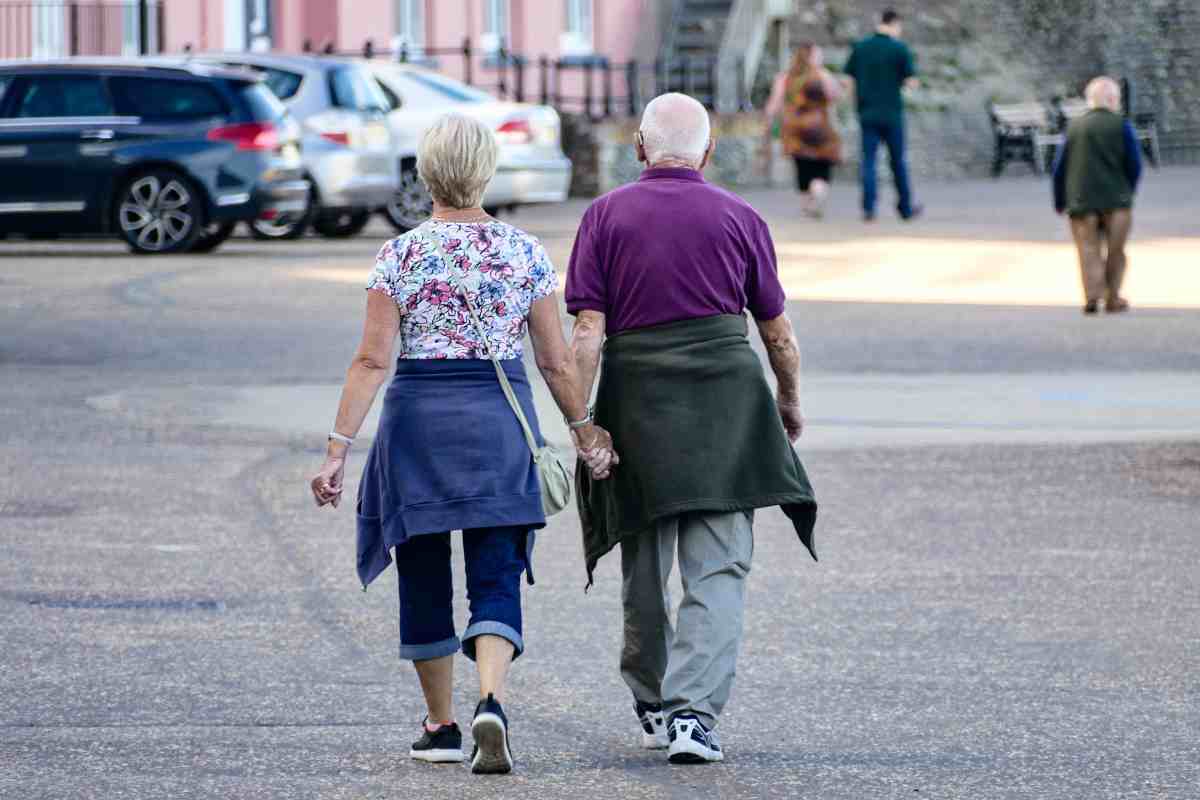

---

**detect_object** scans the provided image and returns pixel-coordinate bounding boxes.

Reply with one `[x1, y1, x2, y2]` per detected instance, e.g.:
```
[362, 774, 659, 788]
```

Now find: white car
[361, 61, 573, 233]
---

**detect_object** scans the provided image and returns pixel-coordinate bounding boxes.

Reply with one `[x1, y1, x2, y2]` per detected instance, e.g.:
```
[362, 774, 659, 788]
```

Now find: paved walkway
[2, 168, 1199, 799]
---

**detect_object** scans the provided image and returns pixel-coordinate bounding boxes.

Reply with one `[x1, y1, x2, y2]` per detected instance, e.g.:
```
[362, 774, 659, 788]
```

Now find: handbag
[424, 224, 572, 516]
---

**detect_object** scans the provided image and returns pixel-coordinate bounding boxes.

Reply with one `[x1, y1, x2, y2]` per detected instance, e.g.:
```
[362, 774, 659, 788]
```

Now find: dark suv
[0, 59, 309, 254]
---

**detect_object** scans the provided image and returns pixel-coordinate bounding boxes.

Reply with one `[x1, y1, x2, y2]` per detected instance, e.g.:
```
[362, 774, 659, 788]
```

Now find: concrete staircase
[661, 0, 736, 104]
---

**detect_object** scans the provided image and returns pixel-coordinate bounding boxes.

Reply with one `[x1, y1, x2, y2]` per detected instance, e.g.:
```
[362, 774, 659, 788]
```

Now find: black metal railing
[301, 37, 750, 120]
[0, 0, 163, 60]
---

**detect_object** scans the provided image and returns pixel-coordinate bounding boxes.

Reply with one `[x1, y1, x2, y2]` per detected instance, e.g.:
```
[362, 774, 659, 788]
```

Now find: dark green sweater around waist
[576, 314, 818, 585]
[1055, 108, 1141, 215]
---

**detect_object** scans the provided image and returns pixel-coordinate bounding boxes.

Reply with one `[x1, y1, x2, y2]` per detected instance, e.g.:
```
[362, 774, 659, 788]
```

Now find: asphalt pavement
[2, 170, 1198, 799]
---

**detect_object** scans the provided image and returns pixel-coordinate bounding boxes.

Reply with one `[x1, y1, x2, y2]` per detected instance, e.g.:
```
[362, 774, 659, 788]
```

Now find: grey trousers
[619, 509, 754, 729]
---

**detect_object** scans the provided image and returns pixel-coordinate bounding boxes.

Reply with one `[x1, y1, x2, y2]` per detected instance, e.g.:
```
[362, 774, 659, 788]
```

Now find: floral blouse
[367, 220, 559, 360]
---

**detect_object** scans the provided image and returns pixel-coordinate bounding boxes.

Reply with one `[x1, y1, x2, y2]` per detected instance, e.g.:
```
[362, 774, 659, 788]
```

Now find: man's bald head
[1085, 77, 1122, 112]
[638, 93, 712, 168]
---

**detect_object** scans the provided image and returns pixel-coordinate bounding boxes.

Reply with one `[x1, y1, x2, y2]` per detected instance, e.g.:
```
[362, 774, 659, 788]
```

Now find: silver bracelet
[565, 410, 594, 430]
[328, 431, 355, 447]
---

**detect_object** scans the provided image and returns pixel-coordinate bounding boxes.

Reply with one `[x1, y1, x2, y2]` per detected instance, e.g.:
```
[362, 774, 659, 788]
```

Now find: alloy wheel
[119, 175, 195, 253]
[386, 169, 432, 232]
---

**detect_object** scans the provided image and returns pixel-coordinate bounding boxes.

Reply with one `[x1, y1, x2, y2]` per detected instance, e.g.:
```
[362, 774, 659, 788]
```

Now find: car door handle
[81, 129, 115, 141]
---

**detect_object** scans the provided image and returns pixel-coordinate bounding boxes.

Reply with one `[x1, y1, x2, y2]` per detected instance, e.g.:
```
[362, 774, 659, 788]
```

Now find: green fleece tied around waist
[577, 314, 818, 586]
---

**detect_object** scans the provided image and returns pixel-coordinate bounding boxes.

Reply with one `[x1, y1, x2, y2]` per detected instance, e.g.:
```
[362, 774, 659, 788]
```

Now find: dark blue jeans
[394, 526, 530, 662]
[860, 119, 914, 217]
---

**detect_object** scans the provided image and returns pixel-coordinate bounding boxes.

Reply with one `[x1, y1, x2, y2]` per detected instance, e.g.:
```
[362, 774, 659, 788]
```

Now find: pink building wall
[1, 1, 661, 115]
[155, 0, 652, 63]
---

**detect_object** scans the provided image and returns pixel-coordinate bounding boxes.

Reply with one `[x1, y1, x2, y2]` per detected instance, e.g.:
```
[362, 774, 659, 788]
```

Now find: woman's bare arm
[312, 290, 400, 507]
[528, 295, 590, 423]
[528, 297, 616, 476]
[330, 290, 400, 449]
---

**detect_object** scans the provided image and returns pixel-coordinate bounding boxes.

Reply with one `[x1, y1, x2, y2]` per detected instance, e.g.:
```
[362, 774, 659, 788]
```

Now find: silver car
[362, 62, 572, 233]
[191, 53, 397, 239]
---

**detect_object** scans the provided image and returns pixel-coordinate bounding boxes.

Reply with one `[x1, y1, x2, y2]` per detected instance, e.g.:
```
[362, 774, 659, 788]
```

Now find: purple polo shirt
[565, 167, 787, 333]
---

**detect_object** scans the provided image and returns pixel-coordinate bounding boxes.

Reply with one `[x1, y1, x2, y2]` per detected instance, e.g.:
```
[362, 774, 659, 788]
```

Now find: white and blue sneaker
[635, 700, 669, 749]
[667, 715, 723, 764]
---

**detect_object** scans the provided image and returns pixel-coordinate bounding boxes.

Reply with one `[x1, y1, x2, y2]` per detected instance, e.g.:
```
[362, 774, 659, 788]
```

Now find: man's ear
[635, 131, 647, 163]
[699, 138, 715, 170]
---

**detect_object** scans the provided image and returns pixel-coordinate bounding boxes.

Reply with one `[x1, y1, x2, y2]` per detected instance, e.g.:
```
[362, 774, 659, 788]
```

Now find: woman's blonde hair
[417, 113, 499, 209]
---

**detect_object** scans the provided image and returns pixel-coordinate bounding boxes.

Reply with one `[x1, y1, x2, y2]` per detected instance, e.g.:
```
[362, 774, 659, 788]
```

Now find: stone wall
[558, 0, 1200, 196]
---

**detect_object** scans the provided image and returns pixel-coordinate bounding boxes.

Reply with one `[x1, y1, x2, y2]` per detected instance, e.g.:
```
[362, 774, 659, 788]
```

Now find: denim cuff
[399, 634, 460, 662]
[461, 621, 524, 662]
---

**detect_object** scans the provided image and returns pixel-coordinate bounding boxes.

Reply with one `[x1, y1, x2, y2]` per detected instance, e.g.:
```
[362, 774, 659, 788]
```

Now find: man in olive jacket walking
[1053, 76, 1144, 314]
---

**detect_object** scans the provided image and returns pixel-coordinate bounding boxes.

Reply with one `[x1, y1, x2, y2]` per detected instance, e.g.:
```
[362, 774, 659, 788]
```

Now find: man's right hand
[778, 402, 805, 443]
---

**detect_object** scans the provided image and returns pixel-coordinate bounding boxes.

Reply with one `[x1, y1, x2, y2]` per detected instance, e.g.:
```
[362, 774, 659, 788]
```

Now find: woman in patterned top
[765, 42, 845, 218]
[309, 113, 616, 775]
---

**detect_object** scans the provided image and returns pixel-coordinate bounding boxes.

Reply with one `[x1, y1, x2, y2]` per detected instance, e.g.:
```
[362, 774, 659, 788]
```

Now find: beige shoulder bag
[424, 224, 571, 517]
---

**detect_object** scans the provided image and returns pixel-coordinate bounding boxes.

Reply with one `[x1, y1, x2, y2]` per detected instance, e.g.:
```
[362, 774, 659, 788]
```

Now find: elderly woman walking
[310, 113, 615, 775]
[765, 42, 845, 218]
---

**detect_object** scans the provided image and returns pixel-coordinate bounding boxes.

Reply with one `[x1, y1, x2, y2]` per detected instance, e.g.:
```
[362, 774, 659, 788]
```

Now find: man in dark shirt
[1052, 76, 1143, 314]
[843, 8, 921, 221]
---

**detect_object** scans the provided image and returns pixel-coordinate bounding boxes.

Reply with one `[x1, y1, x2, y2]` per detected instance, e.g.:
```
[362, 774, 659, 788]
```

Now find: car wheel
[386, 166, 432, 233]
[313, 209, 371, 238]
[190, 221, 237, 253]
[116, 170, 203, 255]
[249, 191, 312, 240]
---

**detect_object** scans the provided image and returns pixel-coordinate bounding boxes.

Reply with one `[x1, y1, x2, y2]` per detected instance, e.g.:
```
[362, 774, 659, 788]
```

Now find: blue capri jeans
[394, 525, 530, 662]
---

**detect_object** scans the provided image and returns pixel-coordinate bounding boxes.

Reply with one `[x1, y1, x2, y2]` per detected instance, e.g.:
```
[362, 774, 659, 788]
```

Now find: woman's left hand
[310, 456, 346, 508]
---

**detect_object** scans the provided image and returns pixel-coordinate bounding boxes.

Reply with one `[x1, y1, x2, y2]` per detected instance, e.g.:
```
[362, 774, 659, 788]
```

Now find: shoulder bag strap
[422, 223, 543, 461]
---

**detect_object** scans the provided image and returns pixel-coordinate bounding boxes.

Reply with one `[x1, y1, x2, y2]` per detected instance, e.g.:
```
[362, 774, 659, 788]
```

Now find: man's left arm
[756, 314, 804, 442]
[746, 217, 803, 441]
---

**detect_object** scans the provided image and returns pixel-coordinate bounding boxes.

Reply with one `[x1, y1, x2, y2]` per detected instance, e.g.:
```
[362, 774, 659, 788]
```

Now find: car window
[0, 76, 10, 107]
[12, 75, 114, 118]
[374, 78, 402, 111]
[399, 70, 491, 104]
[110, 77, 227, 121]
[257, 67, 304, 101]
[329, 67, 388, 112]
[237, 81, 287, 121]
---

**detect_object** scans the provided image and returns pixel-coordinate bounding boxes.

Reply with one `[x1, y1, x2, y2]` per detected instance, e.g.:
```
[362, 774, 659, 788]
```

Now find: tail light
[306, 111, 360, 148]
[495, 118, 534, 145]
[207, 121, 280, 151]
[317, 131, 352, 146]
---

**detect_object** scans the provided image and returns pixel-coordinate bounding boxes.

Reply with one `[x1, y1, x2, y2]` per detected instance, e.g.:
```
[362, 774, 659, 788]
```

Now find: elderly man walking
[1053, 76, 1143, 314]
[566, 93, 817, 764]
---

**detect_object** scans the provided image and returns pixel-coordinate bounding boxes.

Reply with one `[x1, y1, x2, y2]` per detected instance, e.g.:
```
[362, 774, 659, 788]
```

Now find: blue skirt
[356, 358, 547, 588]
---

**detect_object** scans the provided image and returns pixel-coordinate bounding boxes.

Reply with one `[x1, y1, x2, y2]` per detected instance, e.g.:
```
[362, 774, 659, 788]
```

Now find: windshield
[256, 67, 304, 101]
[396, 70, 492, 104]
[329, 66, 389, 112]
[237, 81, 288, 121]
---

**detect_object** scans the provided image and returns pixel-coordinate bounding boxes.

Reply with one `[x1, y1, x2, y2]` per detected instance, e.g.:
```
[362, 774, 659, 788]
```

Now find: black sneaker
[471, 693, 513, 774]
[409, 719, 464, 763]
[635, 700, 669, 750]
[667, 714, 723, 764]
[900, 204, 924, 221]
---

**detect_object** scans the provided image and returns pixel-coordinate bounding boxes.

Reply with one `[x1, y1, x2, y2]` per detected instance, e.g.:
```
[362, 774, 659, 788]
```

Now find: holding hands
[571, 422, 619, 480]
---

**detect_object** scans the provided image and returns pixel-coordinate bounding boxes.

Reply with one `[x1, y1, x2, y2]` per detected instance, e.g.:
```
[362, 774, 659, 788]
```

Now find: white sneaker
[635, 701, 669, 749]
[667, 715, 723, 764]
